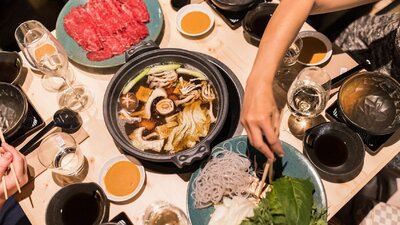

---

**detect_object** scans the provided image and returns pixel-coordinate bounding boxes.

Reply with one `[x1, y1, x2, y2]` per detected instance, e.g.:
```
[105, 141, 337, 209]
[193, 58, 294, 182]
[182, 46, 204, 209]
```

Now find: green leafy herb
[240, 177, 327, 225]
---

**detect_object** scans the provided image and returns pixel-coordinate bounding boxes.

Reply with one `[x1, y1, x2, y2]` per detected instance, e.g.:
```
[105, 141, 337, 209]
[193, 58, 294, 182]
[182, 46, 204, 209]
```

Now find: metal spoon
[19, 108, 82, 155]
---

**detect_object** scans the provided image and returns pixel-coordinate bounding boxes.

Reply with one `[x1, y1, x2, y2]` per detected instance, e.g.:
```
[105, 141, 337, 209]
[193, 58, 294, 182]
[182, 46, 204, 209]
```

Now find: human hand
[0, 143, 28, 208]
[240, 79, 284, 160]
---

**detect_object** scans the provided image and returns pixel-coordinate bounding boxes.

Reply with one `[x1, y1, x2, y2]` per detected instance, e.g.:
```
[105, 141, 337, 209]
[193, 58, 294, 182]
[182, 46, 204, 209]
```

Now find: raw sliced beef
[63, 0, 150, 61]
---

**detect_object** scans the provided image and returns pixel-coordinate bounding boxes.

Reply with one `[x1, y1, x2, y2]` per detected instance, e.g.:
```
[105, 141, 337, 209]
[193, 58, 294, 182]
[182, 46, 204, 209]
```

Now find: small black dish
[46, 182, 110, 225]
[242, 2, 278, 46]
[303, 122, 365, 183]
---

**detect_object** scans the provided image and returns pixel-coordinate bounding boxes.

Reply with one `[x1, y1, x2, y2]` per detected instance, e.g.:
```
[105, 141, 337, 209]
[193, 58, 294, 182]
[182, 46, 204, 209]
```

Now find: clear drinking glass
[38, 132, 84, 176]
[286, 66, 331, 135]
[15, 20, 93, 112]
[277, 35, 303, 76]
[143, 201, 189, 225]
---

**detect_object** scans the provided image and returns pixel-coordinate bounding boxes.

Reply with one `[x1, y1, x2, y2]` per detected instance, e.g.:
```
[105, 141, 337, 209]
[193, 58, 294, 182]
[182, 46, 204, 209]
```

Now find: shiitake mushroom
[119, 92, 138, 111]
[155, 98, 175, 115]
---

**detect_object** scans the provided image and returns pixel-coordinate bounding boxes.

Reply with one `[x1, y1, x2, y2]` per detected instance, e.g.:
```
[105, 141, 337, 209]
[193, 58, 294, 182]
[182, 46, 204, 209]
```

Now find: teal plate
[187, 135, 327, 225]
[56, 0, 164, 68]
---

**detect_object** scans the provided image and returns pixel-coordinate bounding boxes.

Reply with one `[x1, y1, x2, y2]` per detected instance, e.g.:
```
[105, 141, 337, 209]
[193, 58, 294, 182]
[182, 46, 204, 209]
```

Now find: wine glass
[286, 66, 331, 136]
[15, 20, 93, 112]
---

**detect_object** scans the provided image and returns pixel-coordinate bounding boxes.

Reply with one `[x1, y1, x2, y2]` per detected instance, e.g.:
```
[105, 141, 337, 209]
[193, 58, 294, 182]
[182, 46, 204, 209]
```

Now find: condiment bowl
[297, 30, 332, 66]
[176, 4, 215, 37]
[99, 154, 145, 202]
[303, 122, 365, 183]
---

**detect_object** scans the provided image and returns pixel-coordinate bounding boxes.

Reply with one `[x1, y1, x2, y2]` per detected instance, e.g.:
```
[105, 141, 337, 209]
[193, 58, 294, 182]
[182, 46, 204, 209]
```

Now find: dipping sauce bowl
[99, 154, 145, 202]
[176, 4, 215, 37]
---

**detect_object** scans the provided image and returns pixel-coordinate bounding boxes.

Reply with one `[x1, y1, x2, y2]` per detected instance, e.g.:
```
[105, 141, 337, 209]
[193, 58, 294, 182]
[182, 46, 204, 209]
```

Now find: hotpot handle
[172, 143, 211, 168]
[125, 40, 160, 62]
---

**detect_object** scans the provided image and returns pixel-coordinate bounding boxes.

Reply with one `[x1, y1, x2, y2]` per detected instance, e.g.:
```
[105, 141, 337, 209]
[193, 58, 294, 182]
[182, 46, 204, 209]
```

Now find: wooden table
[16, 1, 400, 224]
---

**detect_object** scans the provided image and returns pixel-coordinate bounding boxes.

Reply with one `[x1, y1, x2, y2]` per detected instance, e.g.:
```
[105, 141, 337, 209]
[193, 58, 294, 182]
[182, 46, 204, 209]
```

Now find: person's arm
[240, 0, 379, 160]
[0, 143, 28, 209]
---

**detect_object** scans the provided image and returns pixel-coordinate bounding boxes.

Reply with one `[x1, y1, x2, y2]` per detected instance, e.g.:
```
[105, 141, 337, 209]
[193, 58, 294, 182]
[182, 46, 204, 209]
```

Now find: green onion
[148, 64, 181, 74]
[122, 67, 151, 94]
[176, 68, 207, 79]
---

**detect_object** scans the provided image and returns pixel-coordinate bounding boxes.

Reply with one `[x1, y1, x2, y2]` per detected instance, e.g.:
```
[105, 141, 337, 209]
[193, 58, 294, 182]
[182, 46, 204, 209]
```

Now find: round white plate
[99, 154, 145, 202]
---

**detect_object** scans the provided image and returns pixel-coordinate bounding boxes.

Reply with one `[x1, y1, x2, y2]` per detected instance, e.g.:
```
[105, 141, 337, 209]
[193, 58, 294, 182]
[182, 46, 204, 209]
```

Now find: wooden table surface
[16, 1, 400, 224]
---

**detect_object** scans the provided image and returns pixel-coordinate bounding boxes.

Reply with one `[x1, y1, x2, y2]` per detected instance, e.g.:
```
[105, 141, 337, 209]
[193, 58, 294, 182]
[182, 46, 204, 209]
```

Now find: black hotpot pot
[0, 82, 28, 139]
[103, 41, 229, 168]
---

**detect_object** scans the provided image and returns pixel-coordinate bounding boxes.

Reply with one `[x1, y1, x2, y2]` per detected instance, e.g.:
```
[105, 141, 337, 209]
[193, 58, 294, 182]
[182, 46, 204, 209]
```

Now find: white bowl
[297, 30, 333, 66]
[99, 154, 145, 202]
[176, 4, 215, 37]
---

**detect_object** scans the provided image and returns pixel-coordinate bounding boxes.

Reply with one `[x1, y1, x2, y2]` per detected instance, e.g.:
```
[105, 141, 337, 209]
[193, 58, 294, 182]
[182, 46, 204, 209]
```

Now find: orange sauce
[104, 161, 141, 197]
[181, 11, 211, 35]
[34, 43, 56, 61]
[298, 36, 327, 64]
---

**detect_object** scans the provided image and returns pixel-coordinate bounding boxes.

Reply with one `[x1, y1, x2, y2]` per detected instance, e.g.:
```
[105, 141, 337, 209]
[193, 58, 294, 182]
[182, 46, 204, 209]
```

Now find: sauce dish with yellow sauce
[297, 31, 333, 66]
[176, 4, 215, 37]
[99, 155, 145, 202]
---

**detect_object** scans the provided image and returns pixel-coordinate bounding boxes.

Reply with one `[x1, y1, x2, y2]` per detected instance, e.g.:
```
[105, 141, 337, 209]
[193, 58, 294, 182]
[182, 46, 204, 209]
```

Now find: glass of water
[277, 35, 303, 77]
[38, 132, 84, 176]
[286, 66, 331, 135]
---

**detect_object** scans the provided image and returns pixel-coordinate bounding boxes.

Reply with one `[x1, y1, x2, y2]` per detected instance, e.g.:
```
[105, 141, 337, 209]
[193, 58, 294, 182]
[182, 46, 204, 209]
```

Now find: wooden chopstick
[256, 161, 271, 198]
[2, 176, 7, 200]
[0, 129, 21, 196]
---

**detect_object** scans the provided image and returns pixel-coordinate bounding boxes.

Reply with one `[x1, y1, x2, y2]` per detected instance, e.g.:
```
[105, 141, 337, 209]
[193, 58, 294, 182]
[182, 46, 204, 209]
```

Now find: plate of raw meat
[56, 0, 164, 68]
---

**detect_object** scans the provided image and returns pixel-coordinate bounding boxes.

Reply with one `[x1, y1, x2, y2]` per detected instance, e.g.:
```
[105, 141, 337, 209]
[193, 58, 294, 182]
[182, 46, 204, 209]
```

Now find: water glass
[38, 132, 84, 176]
[282, 35, 303, 67]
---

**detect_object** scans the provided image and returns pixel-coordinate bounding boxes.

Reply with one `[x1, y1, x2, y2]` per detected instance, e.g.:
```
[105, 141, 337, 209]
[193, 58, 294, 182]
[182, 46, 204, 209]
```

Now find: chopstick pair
[0, 130, 21, 200]
[255, 159, 273, 199]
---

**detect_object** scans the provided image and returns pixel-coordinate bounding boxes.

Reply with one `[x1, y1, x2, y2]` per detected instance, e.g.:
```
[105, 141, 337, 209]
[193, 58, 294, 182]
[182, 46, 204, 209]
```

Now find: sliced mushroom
[174, 90, 200, 106]
[119, 109, 141, 123]
[156, 98, 175, 115]
[129, 127, 164, 152]
[144, 88, 167, 119]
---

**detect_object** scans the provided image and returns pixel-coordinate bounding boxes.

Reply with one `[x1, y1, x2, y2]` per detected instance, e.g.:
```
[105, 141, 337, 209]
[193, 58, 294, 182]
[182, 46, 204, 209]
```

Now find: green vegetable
[240, 177, 327, 225]
[148, 64, 181, 74]
[122, 67, 151, 94]
[176, 68, 207, 79]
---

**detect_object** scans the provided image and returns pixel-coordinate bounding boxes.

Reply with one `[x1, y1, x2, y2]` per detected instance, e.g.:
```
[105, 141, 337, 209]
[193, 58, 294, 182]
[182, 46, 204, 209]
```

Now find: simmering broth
[118, 62, 218, 154]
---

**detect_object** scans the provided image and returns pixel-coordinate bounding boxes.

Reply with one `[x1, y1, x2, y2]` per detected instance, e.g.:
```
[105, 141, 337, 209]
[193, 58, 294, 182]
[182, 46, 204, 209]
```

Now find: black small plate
[303, 122, 365, 183]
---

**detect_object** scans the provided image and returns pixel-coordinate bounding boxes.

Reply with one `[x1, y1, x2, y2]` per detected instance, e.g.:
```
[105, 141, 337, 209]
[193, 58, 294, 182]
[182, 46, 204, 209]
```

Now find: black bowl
[0, 51, 23, 85]
[0, 82, 28, 138]
[242, 2, 278, 46]
[303, 122, 365, 183]
[338, 72, 400, 135]
[103, 41, 229, 168]
[46, 182, 109, 225]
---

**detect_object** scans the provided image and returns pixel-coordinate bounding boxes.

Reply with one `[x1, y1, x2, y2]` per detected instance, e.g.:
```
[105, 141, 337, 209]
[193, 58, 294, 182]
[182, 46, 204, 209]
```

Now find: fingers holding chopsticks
[0, 143, 28, 202]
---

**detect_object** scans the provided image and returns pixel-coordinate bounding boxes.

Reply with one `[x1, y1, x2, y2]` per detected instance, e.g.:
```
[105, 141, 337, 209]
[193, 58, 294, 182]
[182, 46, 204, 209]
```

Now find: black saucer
[303, 122, 365, 183]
